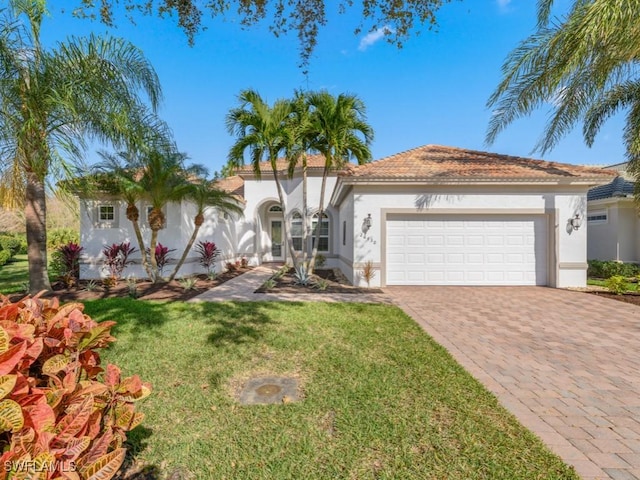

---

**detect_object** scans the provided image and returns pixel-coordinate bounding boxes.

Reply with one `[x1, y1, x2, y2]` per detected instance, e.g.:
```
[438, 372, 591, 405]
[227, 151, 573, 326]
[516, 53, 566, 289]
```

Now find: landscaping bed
[255, 267, 383, 294]
[588, 290, 640, 307]
[6, 267, 253, 302]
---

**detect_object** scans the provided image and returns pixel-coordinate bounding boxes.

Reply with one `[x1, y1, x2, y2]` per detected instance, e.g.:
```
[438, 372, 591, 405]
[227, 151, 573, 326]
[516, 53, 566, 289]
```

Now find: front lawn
[0, 254, 29, 294]
[84, 299, 577, 479]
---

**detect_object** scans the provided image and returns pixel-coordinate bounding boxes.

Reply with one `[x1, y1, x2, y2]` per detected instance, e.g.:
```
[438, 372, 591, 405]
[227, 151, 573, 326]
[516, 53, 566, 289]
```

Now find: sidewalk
[188, 265, 392, 303]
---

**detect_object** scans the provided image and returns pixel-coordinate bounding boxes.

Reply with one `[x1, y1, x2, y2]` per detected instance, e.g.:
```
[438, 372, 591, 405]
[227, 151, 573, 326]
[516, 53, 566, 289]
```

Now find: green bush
[605, 275, 628, 295]
[0, 235, 21, 257]
[0, 249, 11, 267]
[588, 260, 640, 279]
[47, 227, 79, 250]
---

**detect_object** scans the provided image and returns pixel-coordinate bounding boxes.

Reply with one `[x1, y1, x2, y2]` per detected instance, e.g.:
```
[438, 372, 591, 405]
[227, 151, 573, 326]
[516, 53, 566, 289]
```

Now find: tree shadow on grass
[202, 301, 307, 347]
[115, 426, 161, 480]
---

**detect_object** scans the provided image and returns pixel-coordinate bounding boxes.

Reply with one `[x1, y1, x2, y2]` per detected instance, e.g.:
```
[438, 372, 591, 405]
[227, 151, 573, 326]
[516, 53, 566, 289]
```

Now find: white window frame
[291, 211, 303, 251]
[311, 212, 330, 253]
[94, 202, 119, 229]
[587, 209, 608, 225]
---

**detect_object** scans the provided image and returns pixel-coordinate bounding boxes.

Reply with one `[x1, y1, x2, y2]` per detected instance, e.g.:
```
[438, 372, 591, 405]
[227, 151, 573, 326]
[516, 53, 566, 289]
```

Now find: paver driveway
[388, 286, 640, 480]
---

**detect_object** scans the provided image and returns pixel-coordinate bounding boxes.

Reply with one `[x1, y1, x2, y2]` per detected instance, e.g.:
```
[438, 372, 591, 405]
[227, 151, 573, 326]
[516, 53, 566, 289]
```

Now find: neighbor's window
[291, 212, 303, 251]
[587, 210, 607, 224]
[312, 212, 329, 252]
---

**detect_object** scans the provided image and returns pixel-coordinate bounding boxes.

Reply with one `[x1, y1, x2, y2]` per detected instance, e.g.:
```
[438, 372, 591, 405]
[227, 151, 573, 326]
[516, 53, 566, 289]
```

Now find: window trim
[311, 212, 330, 253]
[94, 202, 119, 229]
[342, 220, 347, 246]
[291, 211, 303, 251]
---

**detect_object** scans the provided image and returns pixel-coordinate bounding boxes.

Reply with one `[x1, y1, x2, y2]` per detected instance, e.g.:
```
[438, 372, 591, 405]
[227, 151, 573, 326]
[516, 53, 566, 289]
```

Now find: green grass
[0, 254, 29, 294]
[82, 299, 577, 479]
[588, 277, 637, 292]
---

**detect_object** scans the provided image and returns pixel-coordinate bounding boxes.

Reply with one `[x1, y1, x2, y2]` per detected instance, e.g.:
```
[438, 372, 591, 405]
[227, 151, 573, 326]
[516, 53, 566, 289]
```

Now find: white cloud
[358, 26, 394, 52]
[496, 0, 512, 12]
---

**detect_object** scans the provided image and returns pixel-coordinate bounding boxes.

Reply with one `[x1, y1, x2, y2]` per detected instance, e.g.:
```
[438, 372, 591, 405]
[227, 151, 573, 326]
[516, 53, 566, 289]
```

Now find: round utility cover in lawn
[239, 376, 299, 405]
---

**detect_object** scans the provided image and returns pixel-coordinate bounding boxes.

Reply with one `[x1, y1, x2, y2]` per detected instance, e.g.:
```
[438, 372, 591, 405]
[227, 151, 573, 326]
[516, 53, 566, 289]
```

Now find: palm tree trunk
[273, 169, 298, 269]
[129, 213, 152, 279]
[302, 157, 308, 270]
[25, 171, 51, 293]
[168, 224, 200, 282]
[308, 166, 329, 275]
[149, 229, 160, 283]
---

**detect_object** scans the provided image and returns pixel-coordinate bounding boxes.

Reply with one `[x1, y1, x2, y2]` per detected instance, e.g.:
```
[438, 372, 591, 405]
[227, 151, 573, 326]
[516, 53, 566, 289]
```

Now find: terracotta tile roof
[341, 145, 616, 181]
[234, 154, 330, 175]
[214, 175, 244, 199]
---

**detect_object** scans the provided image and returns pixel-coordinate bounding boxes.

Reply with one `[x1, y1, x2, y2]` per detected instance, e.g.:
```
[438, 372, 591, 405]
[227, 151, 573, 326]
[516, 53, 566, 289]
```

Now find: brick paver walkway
[388, 286, 640, 480]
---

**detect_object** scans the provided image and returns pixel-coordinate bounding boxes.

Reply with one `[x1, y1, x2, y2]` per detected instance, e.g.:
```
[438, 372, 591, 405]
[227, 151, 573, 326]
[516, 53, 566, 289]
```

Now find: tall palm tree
[486, 0, 640, 175]
[0, 1, 163, 292]
[137, 149, 197, 283]
[226, 89, 299, 268]
[306, 91, 373, 273]
[167, 180, 243, 281]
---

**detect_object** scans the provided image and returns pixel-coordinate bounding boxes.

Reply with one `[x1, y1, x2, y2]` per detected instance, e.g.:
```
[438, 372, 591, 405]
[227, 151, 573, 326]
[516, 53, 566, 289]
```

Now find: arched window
[291, 212, 303, 251]
[311, 212, 329, 252]
[268, 205, 283, 213]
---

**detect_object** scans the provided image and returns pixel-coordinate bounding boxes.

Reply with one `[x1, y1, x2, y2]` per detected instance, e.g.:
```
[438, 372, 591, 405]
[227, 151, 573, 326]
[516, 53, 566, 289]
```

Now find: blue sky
[42, 0, 626, 175]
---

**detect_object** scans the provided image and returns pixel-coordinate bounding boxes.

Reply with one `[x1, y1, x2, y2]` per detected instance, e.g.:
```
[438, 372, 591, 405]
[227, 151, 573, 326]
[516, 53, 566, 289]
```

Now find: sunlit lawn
[83, 299, 577, 479]
[0, 254, 29, 294]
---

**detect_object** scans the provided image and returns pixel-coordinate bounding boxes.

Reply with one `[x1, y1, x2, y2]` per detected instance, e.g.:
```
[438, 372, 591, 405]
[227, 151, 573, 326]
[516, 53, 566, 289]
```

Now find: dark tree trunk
[25, 171, 51, 293]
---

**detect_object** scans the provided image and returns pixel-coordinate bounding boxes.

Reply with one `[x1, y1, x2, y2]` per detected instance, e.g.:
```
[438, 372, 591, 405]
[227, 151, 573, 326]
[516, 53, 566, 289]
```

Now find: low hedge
[0, 249, 11, 267]
[588, 259, 640, 279]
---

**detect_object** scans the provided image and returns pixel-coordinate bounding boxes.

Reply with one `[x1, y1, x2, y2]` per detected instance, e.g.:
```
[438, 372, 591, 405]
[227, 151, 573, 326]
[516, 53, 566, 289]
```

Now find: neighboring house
[587, 162, 639, 263]
[79, 145, 614, 287]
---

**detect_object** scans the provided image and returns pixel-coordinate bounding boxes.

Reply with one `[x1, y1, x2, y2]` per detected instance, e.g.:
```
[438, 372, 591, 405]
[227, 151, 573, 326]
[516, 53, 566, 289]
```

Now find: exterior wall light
[362, 213, 372, 233]
[569, 214, 583, 231]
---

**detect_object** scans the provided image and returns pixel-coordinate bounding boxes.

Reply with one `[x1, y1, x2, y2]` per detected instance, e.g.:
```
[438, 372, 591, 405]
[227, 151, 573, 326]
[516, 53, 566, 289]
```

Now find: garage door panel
[386, 214, 547, 286]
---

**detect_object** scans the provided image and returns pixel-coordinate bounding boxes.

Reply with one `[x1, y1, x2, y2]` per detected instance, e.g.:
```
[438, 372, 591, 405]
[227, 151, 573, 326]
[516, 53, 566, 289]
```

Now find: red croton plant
[0, 294, 151, 479]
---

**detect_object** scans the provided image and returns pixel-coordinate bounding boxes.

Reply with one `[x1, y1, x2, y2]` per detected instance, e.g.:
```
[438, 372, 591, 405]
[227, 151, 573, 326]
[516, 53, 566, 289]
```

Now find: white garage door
[386, 214, 548, 286]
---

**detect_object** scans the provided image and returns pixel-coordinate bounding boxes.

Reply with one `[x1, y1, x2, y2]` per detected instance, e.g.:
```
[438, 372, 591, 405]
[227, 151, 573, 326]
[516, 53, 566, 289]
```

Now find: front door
[271, 220, 283, 260]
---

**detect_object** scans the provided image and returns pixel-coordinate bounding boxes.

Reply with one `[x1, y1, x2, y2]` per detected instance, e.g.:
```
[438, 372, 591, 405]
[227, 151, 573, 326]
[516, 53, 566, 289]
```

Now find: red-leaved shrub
[0, 294, 151, 479]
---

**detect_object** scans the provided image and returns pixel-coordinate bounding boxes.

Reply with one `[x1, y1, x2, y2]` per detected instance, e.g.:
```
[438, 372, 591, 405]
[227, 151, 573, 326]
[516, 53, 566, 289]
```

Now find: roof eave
[335, 176, 615, 186]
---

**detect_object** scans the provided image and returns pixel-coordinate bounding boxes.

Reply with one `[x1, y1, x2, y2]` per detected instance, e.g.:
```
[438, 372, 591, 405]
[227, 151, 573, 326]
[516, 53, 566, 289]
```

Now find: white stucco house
[79, 144, 613, 287]
[587, 162, 639, 263]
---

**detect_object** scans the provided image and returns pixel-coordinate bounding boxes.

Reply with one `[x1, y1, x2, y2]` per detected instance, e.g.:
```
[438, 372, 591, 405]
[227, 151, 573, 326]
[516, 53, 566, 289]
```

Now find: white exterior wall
[337, 191, 355, 282]
[587, 199, 640, 263]
[79, 198, 245, 279]
[242, 172, 339, 266]
[338, 184, 590, 288]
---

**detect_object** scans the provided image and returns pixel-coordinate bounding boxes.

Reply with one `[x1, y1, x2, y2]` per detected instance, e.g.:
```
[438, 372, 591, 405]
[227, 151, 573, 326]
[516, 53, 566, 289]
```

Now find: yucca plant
[293, 265, 312, 286]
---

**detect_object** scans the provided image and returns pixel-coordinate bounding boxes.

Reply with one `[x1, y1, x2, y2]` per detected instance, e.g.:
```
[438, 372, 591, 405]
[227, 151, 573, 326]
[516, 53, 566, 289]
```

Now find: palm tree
[0, 1, 163, 292]
[90, 151, 153, 279]
[226, 89, 299, 268]
[486, 0, 640, 172]
[137, 149, 198, 282]
[167, 180, 243, 281]
[306, 91, 373, 273]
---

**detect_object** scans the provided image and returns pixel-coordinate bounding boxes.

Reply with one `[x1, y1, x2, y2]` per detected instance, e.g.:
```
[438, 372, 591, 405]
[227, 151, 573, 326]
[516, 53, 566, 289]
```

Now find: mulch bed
[10, 267, 253, 303]
[254, 267, 383, 295]
[587, 291, 640, 307]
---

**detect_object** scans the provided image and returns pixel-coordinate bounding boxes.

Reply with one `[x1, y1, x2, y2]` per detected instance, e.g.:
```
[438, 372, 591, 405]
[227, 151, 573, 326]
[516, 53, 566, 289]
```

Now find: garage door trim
[380, 208, 556, 287]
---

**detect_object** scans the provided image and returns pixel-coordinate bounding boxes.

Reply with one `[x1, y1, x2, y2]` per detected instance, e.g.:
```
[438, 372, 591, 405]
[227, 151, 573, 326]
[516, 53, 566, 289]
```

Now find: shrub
[0, 236, 21, 257]
[359, 260, 376, 288]
[315, 254, 326, 269]
[314, 278, 329, 291]
[102, 242, 136, 281]
[196, 241, 219, 274]
[605, 275, 628, 295]
[0, 250, 11, 267]
[151, 243, 174, 276]
[49, 243, 85, 287]
[262, 278, 276, 290]
[178, 276, 198, 291]
[0, 294, 151, 479]
[588, 260, 640, 279]
[225, 261, 238, 272]
[240, 256, 249, 268]
[47, 228, 79, 251]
